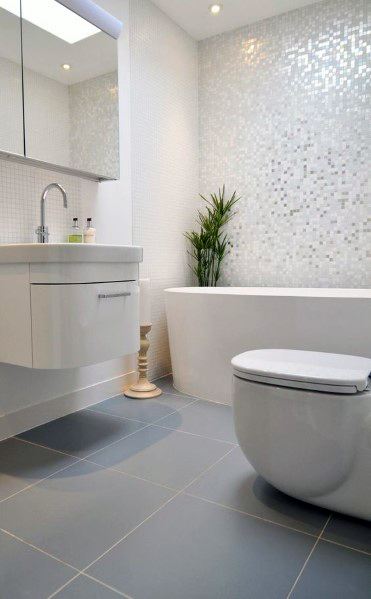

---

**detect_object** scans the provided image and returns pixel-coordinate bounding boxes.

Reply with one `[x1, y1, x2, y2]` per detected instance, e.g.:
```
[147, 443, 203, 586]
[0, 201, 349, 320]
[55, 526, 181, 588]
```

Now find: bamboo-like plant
[185, 186, 240, 287]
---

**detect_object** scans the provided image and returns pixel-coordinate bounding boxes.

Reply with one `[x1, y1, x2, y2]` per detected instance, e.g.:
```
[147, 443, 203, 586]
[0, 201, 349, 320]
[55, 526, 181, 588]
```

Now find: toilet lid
[232, 349, 371, 394]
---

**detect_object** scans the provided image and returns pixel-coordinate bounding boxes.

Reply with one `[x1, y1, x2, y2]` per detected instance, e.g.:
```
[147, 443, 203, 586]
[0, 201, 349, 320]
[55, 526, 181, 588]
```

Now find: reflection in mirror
[0, 0, 24, 155]
[21, 0, 119, 179]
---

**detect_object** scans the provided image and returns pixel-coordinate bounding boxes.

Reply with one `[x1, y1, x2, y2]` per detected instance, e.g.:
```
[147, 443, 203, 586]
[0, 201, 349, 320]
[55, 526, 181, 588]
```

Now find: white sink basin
[0, 243, 143, 263]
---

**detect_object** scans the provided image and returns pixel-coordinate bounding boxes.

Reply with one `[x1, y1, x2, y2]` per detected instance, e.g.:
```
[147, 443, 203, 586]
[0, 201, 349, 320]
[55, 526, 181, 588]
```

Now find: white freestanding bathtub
[165, 288, 371, 405]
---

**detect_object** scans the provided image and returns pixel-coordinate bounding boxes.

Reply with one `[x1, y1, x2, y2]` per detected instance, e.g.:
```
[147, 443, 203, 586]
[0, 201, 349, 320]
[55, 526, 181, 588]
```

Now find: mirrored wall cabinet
[0, 0, 122, 181]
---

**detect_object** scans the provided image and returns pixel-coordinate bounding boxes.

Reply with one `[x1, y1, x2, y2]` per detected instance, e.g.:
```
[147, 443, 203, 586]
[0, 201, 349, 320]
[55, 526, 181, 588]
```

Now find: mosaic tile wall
[130, 0, 199, 379]
[0, 159, 83, 244]
[70, 71, 119, 179]
[199, 0, 370, 288]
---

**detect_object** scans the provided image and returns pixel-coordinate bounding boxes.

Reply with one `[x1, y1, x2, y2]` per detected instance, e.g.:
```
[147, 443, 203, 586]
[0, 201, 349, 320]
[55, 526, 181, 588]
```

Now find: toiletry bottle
[68, 218, 83, 243]
[83, 217, 96, 244]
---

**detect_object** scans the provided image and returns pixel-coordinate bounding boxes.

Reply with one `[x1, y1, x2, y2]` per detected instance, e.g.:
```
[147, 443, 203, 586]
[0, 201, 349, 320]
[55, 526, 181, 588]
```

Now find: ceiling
[0, 7, 117, 85]
[151, 0, 322, 40]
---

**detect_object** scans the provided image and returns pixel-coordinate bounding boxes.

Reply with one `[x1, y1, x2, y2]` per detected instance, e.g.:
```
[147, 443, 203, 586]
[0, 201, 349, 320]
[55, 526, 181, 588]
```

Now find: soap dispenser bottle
[68, 218, 83, 243]
[83, 218, 96, 244]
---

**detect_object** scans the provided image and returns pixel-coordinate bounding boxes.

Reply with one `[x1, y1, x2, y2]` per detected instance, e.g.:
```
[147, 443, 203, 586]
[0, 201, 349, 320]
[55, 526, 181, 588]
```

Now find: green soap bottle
[68, 218, 83, 243]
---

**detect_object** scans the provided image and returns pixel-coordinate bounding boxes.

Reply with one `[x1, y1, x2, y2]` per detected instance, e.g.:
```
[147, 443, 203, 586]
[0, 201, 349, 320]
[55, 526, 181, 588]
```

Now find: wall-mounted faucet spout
[36, 183, 68, 243]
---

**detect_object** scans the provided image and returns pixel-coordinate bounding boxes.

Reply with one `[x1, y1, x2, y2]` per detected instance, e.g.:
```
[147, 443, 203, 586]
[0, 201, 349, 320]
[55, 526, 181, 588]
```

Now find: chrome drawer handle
[98, 292, 131, 299]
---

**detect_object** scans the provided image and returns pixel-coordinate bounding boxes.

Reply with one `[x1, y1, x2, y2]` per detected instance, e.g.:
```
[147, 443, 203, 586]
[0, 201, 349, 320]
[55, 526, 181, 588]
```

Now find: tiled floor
[0, 375, 370, 598]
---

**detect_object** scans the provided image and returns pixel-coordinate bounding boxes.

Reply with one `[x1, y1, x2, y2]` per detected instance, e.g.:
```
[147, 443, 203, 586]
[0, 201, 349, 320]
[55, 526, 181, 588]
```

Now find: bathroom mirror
[0, 0, 121, 180]
[0, 0, 24, 156]
[21, 0, 119, 180]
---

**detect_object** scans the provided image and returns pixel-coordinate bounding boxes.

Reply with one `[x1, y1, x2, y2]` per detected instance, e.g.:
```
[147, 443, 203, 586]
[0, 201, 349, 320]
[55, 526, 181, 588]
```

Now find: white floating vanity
[0, 244, 143, 369]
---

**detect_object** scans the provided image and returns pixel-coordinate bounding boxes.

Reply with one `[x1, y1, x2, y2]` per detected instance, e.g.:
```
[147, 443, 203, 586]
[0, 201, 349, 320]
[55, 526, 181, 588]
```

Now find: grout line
[4, 433, 370, 599]
[76, 447, 237, 578]
[85, 395, 200, 436]
[47, 574, 82, 599]
[0, 528, 80, 573]
[85, 408, 148, 425]
[16, 390, 200, 471]
[11, 420, 234, 496]
[8, 429, 371, 560]
[83, 457, 178, 492]
[2, 427, 236, 597]
[88, 401, 237, 446]
[180, 447, 237, 493]
[184, 493, 319, 539]
[16, 421, 153, 462]
[0, 455, 84, 504]
[151, 373, 172, 382]
[321, 537, 371, 557]
[160, 390, 197, 400]
[152, 422, 238, 446]
[286, 514, 332, 598]
[83, 423, 151, 459]
[14, 435, 81, 458]
[151, 398, 200, 423]
[82, 571, 134, 598]
[80, 490, 184, 575]
[48, 572, 133, 599]
[153, 375, 233, 406]
[6, 403, 370, 596]
[14, 435, 177, 492]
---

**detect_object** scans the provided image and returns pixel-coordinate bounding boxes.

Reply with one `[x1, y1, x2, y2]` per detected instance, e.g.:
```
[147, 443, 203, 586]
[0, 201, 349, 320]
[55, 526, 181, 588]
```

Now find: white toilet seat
[232, 349, 371, 394]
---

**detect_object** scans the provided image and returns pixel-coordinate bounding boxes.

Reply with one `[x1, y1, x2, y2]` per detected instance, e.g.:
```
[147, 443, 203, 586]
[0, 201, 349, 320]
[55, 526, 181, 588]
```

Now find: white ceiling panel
[151, 0, 324, 40]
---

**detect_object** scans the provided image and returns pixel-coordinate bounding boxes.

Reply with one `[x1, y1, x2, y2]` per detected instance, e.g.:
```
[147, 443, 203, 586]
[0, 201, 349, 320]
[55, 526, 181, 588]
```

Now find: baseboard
[0, 370, 137, 441]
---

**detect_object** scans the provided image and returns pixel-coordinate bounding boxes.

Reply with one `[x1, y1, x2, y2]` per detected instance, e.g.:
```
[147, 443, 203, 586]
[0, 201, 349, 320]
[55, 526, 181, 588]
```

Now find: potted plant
[185, 186, 240, 287]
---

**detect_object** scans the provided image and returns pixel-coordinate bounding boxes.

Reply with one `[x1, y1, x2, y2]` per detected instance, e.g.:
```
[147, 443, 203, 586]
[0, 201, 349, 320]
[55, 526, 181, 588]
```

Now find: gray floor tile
[0, 438, 77, 501]
[153, 374, 188, 397]
[89, 391, 195, 424]
[54, 575, 122, 598]
[188, 447, 329, 535]
[91, 424, 232, 489]
[322, 513, 371, 554]
[18, 410, 145, 458]
[0, 460, 174, 569]
[0, 530, 75, 599]
[291, 540, 371, 598]
[158, 398, 237, 443]
[89, 493, 315, 599]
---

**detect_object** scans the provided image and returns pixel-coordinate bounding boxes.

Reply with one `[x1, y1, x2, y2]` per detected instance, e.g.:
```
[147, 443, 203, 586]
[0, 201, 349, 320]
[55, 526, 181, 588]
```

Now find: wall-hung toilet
[232, 349, 371, 521]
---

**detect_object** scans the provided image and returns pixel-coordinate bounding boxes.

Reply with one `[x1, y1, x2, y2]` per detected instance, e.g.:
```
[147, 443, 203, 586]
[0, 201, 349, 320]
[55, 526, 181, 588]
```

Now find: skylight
[0, 0, 100, 44]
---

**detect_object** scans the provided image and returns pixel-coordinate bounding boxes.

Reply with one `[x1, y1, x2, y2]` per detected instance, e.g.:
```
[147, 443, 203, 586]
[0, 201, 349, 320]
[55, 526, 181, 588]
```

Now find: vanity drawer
[31, 281, 139, 369]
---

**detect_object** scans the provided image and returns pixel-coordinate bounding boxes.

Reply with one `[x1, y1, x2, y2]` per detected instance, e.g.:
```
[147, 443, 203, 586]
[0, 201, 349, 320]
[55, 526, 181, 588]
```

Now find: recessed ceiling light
[0, 0, 99, 44]
[61, 63, 71, 71]
[209, 3, 222, 15]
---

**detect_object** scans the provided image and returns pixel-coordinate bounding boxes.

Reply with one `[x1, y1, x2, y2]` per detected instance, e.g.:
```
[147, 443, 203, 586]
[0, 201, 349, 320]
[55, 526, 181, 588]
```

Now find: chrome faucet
[36, 183, 68, 243]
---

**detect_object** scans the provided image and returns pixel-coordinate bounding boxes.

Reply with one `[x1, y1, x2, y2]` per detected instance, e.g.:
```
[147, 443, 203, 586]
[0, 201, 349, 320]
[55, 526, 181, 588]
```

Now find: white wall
[24, 66, 70, 166]
[0, 0, 135, 439]
[130, 0, 199, 380]
[0, 0, 199, 437]
[0, 57, 23, 154]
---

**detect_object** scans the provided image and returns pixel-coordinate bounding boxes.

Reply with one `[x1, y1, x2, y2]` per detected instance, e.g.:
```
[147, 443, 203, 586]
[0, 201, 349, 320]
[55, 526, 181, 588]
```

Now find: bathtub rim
[165, 287, 371, 299]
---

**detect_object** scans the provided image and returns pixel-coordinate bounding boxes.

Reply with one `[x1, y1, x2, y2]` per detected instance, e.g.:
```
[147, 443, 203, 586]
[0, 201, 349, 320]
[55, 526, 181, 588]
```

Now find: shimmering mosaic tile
[199, 0, 370, 287]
